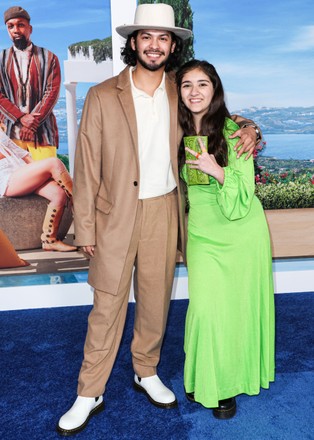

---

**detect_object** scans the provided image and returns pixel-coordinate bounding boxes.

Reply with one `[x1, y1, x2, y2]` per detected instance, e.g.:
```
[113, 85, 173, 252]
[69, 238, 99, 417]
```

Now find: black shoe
[185, 390, 195, 403]
[213, 397, 236, 419]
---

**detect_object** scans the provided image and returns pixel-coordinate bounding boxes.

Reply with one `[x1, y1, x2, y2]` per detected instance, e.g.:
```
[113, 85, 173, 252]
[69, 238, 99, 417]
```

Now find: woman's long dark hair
[176, 60, 231, 171]
[120, 31, 183, 72]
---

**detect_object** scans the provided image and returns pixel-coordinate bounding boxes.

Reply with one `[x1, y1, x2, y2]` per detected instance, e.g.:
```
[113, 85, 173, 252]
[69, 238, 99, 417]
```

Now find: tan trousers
[77, 189, 178, 397]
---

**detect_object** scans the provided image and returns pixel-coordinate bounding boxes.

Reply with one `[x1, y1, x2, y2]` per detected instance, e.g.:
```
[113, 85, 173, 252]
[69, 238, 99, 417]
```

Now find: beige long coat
[73, 66, 186, 295]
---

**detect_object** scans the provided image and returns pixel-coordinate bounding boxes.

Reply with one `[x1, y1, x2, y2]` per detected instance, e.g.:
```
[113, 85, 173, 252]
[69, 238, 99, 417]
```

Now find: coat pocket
[95, 194, 113, 214]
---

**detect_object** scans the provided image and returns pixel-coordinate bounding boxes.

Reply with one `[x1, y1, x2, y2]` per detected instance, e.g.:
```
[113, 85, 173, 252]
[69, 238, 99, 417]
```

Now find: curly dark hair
[176, 60, 231, 171]
[120, 31, 183, 72]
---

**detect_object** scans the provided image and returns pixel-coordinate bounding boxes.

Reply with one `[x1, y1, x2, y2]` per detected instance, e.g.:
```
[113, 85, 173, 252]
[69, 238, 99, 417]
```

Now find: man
[57, 3, 260, 436]
[0, 6, 61, 160]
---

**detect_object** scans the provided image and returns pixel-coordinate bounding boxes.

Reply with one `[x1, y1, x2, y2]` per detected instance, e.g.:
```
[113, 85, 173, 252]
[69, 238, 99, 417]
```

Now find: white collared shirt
[130, 67, 176, 199]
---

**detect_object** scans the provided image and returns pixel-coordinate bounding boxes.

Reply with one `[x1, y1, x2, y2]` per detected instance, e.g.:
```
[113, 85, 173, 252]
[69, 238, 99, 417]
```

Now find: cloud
[34, 16, 106, 30]
[217, 61, 285, 79]
[281, 26, 314, 52]
[225, 89, 314, 110]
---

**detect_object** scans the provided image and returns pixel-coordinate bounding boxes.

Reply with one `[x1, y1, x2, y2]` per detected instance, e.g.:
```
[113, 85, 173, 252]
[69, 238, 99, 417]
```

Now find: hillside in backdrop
[54, 100, 314, 143]
[234, 106, 314, 134]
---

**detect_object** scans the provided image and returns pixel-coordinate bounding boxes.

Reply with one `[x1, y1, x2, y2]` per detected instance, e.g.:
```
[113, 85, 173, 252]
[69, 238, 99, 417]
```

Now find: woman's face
[180, 68, 214, 119]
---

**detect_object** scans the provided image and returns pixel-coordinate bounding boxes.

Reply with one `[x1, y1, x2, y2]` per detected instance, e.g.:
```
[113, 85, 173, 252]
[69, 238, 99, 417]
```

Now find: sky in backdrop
[0, 0, 313, 110]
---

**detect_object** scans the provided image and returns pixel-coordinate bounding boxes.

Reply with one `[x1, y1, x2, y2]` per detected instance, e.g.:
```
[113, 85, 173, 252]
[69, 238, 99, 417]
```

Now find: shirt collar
[129, 67, 166, 98]
[13, 43, 33, 54]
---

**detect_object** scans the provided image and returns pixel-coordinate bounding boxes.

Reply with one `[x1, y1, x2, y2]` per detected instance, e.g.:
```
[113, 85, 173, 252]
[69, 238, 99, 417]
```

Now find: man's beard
[13, 36, 28, 50]
[136, 49, 169, 72]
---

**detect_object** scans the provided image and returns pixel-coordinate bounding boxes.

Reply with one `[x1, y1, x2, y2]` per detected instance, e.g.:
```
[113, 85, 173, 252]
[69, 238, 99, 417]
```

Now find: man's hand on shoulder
[230, 115, 262, 160]
[229, 126, 257, 160]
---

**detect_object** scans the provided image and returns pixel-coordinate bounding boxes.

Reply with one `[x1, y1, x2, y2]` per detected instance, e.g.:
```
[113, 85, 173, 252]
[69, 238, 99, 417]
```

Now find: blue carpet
[0, 292, 313, 440]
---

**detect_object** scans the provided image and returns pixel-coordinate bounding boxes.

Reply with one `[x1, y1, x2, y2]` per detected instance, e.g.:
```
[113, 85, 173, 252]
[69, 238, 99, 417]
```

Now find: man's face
[6, 17, 32, 50]
[131, 30, 176, 72]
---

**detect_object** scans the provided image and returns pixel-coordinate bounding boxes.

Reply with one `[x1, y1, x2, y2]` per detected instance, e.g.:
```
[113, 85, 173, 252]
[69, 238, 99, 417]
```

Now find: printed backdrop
[0, 0, 313, 275]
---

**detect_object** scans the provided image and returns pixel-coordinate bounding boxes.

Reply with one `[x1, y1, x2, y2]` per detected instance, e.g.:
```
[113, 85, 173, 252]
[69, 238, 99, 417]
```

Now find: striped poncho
[0, 44, 61, 147]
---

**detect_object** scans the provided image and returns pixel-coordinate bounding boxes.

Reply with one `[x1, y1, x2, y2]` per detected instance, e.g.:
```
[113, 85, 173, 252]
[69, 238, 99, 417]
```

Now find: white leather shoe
[56, 395, 104, 436]
[134, 374, 177, 409]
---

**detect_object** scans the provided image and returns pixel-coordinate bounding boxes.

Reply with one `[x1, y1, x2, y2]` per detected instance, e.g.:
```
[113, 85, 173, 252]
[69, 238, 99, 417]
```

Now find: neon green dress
[183, 118, 275, 408]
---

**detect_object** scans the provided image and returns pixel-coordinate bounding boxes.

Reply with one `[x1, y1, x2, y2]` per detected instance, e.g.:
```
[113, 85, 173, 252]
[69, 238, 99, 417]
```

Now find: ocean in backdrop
[261, 134, 314, 160]
[57, 134, 314, 161]
[55, 98, 314, 160]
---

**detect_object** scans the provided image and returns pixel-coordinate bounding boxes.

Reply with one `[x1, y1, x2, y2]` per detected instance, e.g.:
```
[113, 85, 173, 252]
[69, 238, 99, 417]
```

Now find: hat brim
[116, 24, 192, 41]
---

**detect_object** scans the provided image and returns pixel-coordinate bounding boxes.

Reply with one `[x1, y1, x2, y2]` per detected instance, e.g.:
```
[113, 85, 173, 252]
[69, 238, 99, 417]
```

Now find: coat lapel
[116, 68, 180, 183]
[116, 67, 138, 159]
[165, 72, 179, 183]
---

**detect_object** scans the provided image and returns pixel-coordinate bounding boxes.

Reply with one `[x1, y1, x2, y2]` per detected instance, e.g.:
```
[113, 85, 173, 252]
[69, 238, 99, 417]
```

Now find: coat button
[133, 181, 138, 186]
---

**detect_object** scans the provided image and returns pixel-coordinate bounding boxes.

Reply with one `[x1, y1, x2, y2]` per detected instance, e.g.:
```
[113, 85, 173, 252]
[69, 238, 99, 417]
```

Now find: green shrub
[255, 181, 314, 209]
[68, 37, 112, 63]
[57, 154, 70, 171]
[254, 160, 314, 209]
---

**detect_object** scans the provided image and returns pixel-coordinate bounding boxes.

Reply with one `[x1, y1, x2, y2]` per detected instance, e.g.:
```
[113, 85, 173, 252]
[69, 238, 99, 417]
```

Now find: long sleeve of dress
[216, 118, 256, 221]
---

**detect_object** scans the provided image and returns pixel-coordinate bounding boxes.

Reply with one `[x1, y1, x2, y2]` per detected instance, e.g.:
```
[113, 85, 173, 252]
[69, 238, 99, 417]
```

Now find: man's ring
[195, 152, 200, 159]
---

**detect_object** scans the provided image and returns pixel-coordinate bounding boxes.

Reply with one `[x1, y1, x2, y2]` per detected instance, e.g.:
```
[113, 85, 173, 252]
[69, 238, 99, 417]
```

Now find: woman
[0, 129, 76, 252]
[176, 60, 275, 419]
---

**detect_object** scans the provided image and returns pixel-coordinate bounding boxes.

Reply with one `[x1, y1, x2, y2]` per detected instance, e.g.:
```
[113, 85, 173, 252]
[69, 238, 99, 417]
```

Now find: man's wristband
[242, 123, 262, 143]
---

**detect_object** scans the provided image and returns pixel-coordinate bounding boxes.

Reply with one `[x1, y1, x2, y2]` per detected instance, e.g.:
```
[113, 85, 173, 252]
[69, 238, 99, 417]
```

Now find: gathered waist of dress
[187, 182, 219, 205]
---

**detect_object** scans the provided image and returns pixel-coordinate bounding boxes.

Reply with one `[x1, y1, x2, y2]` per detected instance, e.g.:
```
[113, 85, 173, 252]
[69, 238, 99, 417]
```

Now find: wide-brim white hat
[116, 3, 192, 41]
